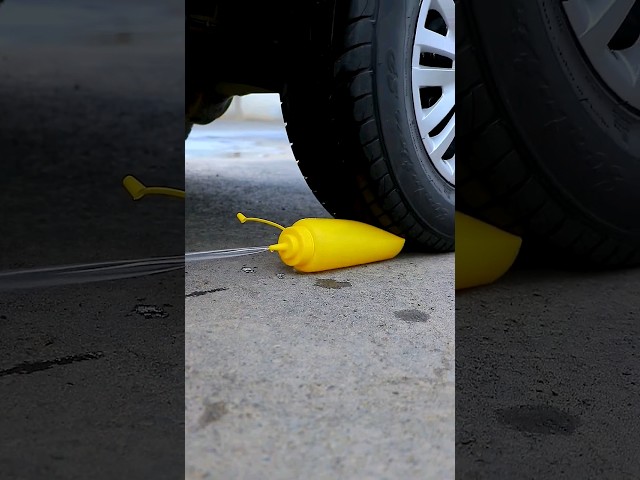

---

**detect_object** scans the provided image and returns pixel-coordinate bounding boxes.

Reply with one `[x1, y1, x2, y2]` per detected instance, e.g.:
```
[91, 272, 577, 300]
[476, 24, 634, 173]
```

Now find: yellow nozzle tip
[269, 243, 287, 252]
[122, 175, 146, 200]
[237, 213, 247, 223]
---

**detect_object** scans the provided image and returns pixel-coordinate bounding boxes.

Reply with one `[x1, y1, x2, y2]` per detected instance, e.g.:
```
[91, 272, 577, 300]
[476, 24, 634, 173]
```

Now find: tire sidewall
[373, 0, 455, 239]
[470, 0, 640, 234]
[539, 0, 640, 152]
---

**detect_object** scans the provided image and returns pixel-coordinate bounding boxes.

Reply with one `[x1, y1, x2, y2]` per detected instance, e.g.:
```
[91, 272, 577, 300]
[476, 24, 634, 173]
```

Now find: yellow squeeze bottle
[237, 213, 405, 272]
[455, 211, 522, 290]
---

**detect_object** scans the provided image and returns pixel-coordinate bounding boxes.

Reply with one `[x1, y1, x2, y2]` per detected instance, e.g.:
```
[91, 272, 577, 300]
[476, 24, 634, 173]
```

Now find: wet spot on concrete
[394, 309, 430, 323]
[0, 351, 104, 377]
[199, 401, 227, 428]
[133, 304, 168, 319]
[186, 287, 228, 298]
[496, 405, 579, 435]
[314, 279, 352, 289]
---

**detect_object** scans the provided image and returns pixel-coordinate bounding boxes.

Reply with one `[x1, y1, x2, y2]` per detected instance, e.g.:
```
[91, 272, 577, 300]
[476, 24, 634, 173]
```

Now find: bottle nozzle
[268, 243, 288, 252]
[236, 213, 286, 231]
[122, 175, 185, 200]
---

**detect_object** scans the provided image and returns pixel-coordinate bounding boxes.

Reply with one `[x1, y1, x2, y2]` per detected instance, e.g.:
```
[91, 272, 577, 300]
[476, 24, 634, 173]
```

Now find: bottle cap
[236, 213, 314, 267]
[268, 226, 315, 267]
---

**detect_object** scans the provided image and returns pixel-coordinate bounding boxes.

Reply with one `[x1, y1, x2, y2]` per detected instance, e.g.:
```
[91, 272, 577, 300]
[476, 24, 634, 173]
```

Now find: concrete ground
[455, 261, 640, 479]
[185, 120, 455, 479]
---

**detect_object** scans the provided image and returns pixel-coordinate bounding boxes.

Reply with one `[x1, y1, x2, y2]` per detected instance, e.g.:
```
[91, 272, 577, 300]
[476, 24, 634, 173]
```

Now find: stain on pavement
[186, 287, 228, 298]
[0, 351, 104, 377]
[314, 279, 352, 289]
[133, 304, 169, 319]
[394, 309, 430, 323]
[496, 404, 580, 435]
[199, 401, 228, 428]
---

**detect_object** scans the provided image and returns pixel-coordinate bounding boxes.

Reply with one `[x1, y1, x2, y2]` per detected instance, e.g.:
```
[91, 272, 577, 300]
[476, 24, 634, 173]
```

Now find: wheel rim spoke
[414, 28, 455, 57]
[566, 0, 635, 48]
[411, 0, 455, 185]
[431, 117, 455, 161]
[412, 66, 455, 88]
[563, 0, 640, 110]
[419, 89, 454, 132]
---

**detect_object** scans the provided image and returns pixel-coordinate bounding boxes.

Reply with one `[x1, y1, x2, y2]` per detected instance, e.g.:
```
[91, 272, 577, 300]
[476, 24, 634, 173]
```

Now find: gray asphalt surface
[0, 2, 185, 479]
[456, 264, 640, 479]
[185, 120, 455, 479]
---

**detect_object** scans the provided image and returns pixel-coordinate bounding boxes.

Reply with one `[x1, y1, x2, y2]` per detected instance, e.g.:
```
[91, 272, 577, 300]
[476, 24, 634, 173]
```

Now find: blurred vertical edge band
[0, 1, 185, 479]
[456, 0, 640, 478]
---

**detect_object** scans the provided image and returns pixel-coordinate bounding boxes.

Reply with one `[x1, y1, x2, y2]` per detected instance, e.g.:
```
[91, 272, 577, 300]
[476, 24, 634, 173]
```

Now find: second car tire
[457, 0, 640, 266]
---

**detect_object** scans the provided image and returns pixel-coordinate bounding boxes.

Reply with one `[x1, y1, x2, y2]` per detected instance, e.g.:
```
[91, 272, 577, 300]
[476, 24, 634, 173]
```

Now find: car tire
[280, 0, 455, 251]
[457, 0, 640, 267]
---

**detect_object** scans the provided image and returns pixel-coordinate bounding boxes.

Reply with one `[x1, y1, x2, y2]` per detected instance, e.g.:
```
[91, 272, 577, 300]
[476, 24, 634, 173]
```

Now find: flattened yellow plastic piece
[455, 211, 522, 289]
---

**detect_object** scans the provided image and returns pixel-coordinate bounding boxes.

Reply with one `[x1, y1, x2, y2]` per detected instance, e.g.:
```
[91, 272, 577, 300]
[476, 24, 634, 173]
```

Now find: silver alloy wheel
[563, 0, 640, 111]
[411, 0, 456, 186]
